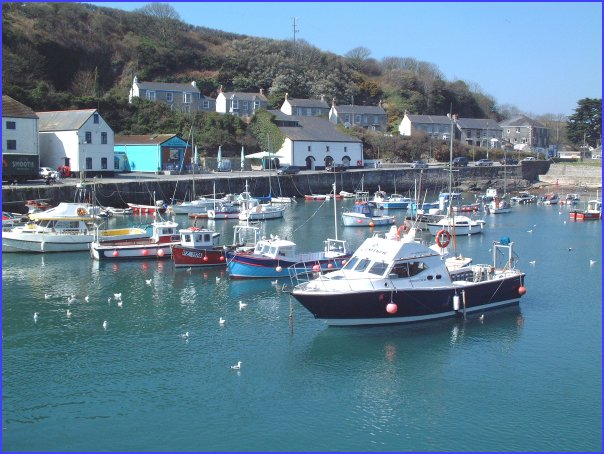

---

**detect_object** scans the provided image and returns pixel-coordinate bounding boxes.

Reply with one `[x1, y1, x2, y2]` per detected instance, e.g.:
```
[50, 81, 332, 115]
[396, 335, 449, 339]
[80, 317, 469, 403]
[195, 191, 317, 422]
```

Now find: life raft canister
[435, 229, 451, 248]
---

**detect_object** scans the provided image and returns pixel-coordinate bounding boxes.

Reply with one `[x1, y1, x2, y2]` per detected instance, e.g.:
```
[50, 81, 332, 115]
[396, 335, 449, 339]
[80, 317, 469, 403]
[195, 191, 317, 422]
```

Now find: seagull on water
[117, 300, 123, 308]
[180, 331, 189, 339]
[44, 294, 50, 300]
[526, 229, 533, 234]
[102, 320, 107, 330]
[478, 313, 484, 323]
[590, 260, 596, 266]
[84, 295, 90, 303]
[230, 361, 242, 370]
[66, 309, 72, 317]
[187, 267, 192, 273]
[239, 300, 247, 310]
[216, 276, 221, 283]
[529, 260, 536, 266]
[107, 297, 112, 304]
[33, 312, 39, 322]
[114, 293, 122, 300]
[145, 279, 152, 285]
[219, 317, 226, 326]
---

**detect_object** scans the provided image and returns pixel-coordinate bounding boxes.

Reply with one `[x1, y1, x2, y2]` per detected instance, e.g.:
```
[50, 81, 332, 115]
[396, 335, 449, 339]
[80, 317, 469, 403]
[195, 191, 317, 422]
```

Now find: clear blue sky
[92, 2, 602, 117]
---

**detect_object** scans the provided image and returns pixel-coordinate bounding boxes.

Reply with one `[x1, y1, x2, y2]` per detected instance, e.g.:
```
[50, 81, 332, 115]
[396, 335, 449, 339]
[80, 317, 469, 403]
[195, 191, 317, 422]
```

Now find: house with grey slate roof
[499, 115, 549, 150]
[37, 109, 115, 177]
[400, 112, 502, 148]
[454, 117, 502, 148]
[399, 113, 454, 140]
[128, 76, 215, 113]
[215, 86, 268, 117]
[2, 95, 39, 158]
[280, 93, 330, 117]
[270, 110, 363, 170]
[328, 99, 388, 132]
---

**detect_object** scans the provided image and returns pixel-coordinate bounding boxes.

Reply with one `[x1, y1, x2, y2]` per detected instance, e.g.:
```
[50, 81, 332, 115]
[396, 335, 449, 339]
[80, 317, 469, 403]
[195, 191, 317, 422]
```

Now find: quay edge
[1, 164, 546, 212]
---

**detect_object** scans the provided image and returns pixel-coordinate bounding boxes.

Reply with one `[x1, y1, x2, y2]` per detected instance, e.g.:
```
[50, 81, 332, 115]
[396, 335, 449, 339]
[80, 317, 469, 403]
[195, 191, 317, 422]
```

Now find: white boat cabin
[179, 227, 221, 248]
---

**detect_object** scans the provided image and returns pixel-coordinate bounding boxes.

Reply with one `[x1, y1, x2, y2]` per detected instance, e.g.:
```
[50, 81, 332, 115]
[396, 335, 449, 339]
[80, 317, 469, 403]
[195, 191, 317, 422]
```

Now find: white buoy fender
[453, 294, 460, 311]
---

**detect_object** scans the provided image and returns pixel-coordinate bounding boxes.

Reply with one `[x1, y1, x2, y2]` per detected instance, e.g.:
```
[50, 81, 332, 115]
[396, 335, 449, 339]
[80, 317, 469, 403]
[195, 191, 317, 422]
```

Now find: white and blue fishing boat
[341, 202, 396, 227]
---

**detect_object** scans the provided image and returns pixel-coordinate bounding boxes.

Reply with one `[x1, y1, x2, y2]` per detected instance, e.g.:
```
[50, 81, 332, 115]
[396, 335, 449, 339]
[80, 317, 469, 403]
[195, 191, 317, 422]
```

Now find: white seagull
[216, 276, 221, 283]
[590, 260, 596, 266]
[44, 294, 50, 300]
[102, 320, 107, 330]
[239, 300, 247, 310]
[145, 279, 152, 285]
[187, 267, 192, 273]
[66, 309, 72, 317]
[219, 317, 226, 326]
[529, 260, 536, 266]
[180, 331, 189, 339]
[33, 312, 39, 322]
[478, 313, 484, 323]
[84, 295, 90, 303]
[230, 361, 242, 370]
[113, 293, 122, 300]
[117, 300, 123, 308]
[107, 297, 112, 304]
[526, 229, 533, 234]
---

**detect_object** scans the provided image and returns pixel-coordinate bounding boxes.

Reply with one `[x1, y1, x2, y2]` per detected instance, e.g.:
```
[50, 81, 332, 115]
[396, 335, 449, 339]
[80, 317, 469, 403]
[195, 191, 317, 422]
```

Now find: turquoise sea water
[2, 198, 601, 451]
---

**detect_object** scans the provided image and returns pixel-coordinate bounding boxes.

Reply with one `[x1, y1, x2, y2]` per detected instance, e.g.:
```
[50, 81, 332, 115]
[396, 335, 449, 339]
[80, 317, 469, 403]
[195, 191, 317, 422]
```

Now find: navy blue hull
[292, 275, 526, 326]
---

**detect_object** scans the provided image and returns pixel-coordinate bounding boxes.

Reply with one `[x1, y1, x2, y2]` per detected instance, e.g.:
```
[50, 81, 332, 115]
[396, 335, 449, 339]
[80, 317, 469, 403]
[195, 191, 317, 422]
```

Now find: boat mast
[449, 109, 457, 254]
[333, 180, 338, 240]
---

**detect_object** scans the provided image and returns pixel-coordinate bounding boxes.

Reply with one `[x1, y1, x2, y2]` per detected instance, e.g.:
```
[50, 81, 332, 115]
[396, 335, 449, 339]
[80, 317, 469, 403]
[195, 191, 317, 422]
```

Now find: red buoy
[386, 303, 398, 314]
[203, 256, 209, 262]
[112, 250, 119, 257]
[327, 263, 334, 269]
[312, 264, 321, 272]
[518, 286, 527, 295]
[157, 248, 165, 257]
[142, 249, 148, 256]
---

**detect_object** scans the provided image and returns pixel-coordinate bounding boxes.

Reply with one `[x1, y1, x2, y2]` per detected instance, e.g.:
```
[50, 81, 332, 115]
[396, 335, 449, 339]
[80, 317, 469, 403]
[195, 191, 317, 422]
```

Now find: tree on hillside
[566, 98, 602, 148]
[135, 3, 181, 41]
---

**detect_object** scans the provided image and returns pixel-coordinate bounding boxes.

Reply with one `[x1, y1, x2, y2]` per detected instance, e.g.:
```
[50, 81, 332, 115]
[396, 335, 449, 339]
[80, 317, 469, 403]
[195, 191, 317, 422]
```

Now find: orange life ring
[76, 207, 87, 216]
[396, 224, 408, 238]
[435, 229, 451, 248]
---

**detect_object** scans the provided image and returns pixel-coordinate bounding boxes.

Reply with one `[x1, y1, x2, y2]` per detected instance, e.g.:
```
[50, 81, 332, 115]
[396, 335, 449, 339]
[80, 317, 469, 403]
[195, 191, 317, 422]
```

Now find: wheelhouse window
[368, 262, 388, 276]
[407, 261, 427, 277]
[343, 257, 359, 270]
[354, 258, 371, 273]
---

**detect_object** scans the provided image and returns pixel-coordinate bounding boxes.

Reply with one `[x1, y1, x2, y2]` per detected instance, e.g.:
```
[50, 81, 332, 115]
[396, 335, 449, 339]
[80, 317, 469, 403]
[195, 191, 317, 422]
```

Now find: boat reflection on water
[298, 305, 525, 365]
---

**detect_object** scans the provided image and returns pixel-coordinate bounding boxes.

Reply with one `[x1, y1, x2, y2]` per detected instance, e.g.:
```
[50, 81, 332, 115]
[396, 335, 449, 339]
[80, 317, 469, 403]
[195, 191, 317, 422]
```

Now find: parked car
[522, 156, 536, 161]
[475, 159, 494, 167]
[277, 165, 300, 175]
[325, 164, 346, 172]
[452, 156, 469, 167]
[39, 167, 58, 179]
[410, 160, 428, 169]
[500, 157, 518, 166]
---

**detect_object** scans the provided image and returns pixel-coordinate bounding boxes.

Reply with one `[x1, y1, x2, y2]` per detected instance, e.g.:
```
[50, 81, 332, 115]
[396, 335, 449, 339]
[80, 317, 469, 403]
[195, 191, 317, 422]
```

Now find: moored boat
[426, 214, 485, 236]
[90, 219, 180, 260]
[570, 199, 602, 221]
[289, 229, 527, 326]
[171, 227, 227, 268]
[341, 202, 396, 227]
[127, 200, 167, 214]
[227, 236, 350, 279]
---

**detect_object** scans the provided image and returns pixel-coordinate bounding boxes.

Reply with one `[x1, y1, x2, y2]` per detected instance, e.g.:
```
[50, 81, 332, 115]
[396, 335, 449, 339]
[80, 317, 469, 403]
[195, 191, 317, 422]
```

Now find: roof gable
[499, 115, 546, 128]
[37, 109, 98, 131]
[2, 95, 38, 119]
[277, 116, 362, 143]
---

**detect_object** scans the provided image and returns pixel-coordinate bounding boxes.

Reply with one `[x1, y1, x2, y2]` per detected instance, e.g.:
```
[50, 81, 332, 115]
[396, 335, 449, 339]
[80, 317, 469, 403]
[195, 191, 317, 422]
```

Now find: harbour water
[2, 197, 601, 451]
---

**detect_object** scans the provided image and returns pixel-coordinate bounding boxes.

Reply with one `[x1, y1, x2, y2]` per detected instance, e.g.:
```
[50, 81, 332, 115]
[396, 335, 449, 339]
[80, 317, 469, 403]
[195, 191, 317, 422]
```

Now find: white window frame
[147, 91, 156, 101]
[166, 92, 173, 102]
[183, 92, 192, 104]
